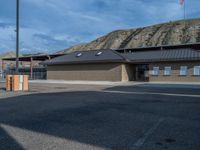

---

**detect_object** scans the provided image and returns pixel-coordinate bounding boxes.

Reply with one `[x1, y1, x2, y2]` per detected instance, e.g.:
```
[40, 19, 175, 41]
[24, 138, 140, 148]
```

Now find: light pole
[16, 0, 19, 74]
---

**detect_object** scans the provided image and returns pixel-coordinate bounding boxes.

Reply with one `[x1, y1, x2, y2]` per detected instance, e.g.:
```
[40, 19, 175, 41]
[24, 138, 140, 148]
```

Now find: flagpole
[184, 1, 186, 20]
[16, 0, 19, 74]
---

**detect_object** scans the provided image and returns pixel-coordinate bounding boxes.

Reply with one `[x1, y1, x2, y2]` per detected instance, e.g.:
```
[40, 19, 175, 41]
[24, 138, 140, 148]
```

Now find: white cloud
[0, 0, 200, 53]
[0, 25, 77, 53]
[0, 26, 16, 52]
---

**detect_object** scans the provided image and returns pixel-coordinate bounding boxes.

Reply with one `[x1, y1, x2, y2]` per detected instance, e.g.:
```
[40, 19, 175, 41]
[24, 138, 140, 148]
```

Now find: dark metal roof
[2, 54, 64, 61]
[122, 48, 200, 63]
[45, 48, 200, 65]
[43, 48, 200, 65]
[42, 49, 126, 65]
[3, 43, 200, 63]
[116, 43, 200, 53]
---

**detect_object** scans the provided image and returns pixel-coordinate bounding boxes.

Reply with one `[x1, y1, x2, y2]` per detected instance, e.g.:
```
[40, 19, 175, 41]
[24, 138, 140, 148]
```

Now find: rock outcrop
[60, 18, 200, 53]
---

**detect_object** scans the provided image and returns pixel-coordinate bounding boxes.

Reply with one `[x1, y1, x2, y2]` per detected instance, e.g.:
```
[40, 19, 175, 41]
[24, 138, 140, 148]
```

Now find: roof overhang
[2, 54, 64, 61]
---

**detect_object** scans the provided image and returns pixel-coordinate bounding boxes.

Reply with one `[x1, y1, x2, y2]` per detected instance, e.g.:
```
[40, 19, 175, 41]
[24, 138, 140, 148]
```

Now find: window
[180, 66, 188, 76]
[164, 66, 172, 76]
[194, 66, 200, 76]
[152, 67, 159, 76]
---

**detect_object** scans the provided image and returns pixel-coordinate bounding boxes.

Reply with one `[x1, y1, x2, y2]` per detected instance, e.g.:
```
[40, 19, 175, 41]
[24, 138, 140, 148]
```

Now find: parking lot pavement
[0, 82, 111, 99]
[105, 83, 200, 96]
[0, 83, 200, 150]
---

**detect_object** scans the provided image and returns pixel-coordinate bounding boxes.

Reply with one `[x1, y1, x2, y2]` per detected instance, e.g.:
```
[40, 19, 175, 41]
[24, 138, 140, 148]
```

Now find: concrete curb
[28, 80, 130, 86]
[28, 80, 200, 86]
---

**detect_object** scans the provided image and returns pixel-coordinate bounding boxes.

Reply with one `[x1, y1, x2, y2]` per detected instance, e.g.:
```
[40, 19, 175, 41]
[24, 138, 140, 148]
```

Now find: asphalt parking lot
[0, 82, 200, 150]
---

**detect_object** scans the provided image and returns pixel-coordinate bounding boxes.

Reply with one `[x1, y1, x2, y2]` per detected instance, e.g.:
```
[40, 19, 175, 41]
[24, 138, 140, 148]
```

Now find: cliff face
[60, 19, 200, 53]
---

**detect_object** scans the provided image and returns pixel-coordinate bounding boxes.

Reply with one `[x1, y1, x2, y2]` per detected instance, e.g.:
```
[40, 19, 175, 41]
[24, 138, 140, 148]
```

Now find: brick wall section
[149, 61, 200, 82]
[47, 62, 200, 82]
[47, 63, 123, 81]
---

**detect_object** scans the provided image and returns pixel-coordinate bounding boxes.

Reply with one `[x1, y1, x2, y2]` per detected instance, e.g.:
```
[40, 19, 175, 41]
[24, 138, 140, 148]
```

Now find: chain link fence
[4, 67, 47, 80]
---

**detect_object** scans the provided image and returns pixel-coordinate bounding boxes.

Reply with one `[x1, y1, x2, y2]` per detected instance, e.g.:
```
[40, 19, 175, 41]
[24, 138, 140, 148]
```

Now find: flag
[180, 0, 185, 5]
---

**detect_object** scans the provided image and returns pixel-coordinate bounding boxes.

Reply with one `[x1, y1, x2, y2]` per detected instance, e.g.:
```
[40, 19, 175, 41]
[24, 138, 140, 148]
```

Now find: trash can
[6, 75, 29, 92]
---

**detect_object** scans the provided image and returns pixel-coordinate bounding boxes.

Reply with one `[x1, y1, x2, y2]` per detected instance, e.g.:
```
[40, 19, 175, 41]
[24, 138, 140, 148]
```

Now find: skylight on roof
[76, 53, 82, 57]
[96, 51, 102, 56]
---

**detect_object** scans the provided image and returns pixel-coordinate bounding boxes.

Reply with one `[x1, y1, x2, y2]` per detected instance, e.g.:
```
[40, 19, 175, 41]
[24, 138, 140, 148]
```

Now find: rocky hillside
[0, 51, 16, 59]
[60, 18, 200, 53]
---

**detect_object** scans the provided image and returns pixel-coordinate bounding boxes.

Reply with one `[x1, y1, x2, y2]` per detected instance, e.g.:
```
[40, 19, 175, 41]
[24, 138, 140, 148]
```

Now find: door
[135, 64, 149, 81]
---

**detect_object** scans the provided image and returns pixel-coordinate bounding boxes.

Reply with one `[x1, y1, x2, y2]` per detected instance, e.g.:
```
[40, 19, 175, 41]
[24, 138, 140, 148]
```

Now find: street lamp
[16, 0, 19, 73]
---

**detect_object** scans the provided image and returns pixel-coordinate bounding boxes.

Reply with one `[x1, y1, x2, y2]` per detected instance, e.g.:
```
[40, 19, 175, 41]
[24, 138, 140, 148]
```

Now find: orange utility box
[6, 75, 13, 91]
[6, 75, 29, 92]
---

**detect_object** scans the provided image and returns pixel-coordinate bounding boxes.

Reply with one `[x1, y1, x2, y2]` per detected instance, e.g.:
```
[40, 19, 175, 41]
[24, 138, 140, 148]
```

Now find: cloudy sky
[0, 0, 200, 54]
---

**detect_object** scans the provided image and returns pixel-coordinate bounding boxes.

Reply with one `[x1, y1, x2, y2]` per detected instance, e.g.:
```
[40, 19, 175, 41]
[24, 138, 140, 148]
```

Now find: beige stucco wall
[149, 61, 200, 82]
[47, 63, 123, 81]
[121, 64, 134, 81]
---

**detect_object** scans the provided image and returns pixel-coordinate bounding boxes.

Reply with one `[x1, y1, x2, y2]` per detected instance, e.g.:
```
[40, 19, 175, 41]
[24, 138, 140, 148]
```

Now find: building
[44, 50, 130, 81]
[2, 54, 64, 79]
[3, 44, 200, 82]
[43, 45, 200, 82]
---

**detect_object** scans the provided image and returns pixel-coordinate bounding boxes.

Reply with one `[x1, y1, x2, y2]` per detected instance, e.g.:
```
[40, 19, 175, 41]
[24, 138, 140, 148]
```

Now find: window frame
[164, 66, 172, 76]
[180, 66, 188, 76]
[152, 66, 159, 76]
[194, 66, 200, 76]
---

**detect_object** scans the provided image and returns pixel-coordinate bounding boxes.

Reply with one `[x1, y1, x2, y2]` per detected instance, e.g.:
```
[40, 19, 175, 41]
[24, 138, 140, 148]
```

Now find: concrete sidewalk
[29, 80, 200, 86]
[29, 80, 136, 86]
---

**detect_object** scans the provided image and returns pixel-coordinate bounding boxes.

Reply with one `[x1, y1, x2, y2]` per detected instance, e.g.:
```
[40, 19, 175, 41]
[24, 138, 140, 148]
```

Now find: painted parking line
[130, 118, 164, 150]
[101, 90, 200, 98]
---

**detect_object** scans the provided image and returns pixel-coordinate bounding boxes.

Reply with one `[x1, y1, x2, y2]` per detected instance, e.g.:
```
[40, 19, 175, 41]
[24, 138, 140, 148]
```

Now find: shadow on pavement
[0, 127, 24, 150]
[0, 90, 200, 150]
[105, 83, 200, 95]
[0, 91, 147, 150]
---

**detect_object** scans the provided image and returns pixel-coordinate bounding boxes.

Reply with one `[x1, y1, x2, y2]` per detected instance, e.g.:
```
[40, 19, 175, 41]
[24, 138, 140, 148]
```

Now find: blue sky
[0, 0, 200, 54]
